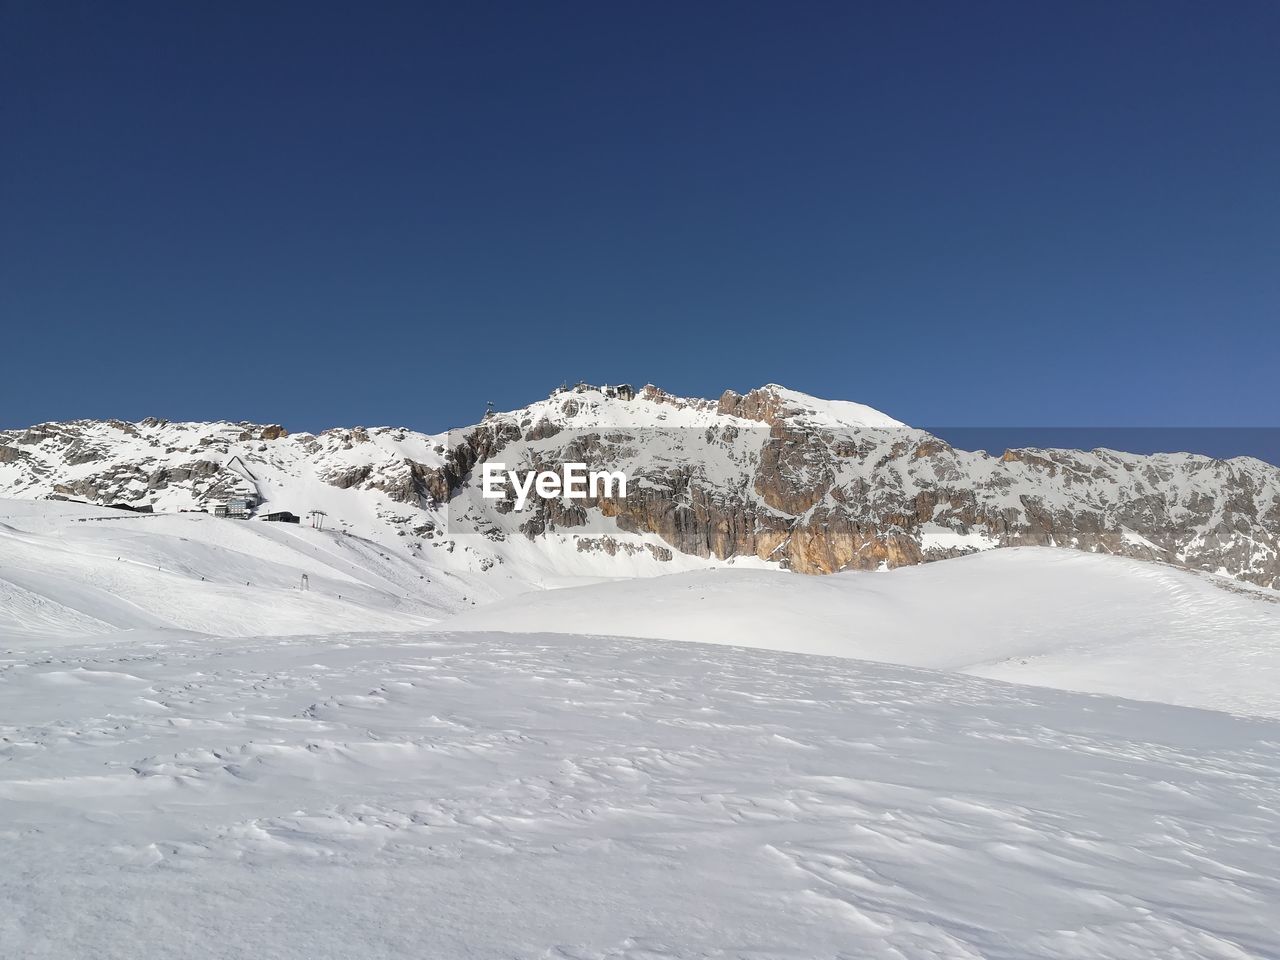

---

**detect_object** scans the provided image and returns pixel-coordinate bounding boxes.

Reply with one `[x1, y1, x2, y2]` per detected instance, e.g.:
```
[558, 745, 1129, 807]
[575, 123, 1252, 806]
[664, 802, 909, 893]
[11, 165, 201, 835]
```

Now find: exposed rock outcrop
[2, 385, 1278, 587]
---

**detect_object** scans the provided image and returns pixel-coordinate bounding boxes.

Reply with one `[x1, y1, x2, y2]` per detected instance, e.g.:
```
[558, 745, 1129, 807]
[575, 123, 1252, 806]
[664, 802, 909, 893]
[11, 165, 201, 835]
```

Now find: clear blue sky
[3, 1, 1278, 437]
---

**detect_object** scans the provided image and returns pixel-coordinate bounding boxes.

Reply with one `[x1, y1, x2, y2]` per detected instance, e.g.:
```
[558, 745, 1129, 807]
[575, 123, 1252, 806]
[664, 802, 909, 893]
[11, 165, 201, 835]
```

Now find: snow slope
[763, 383, 908, 428]
[2, 628, 1278, 959]
[0, 500, 458, 640]
[7, 499, 1278, 719]
[0, 498, 765, 643]
[439, 548, 1280, 718]
[4, 497, 1280, 956]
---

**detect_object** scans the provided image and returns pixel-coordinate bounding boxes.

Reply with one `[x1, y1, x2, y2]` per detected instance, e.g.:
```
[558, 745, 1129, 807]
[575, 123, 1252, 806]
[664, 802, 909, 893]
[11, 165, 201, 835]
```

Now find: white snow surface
[0, 500, 459, 639]
[4, 629, 1279, 959]
[440, 547, 1280, 718]
[4, 498, 1280, 957]
[762, 383, 908, 428]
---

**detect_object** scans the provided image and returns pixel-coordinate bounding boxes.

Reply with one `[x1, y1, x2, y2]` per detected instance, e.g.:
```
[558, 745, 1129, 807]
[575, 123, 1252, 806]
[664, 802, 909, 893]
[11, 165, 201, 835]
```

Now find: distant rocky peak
[2, 385, 1278, 589]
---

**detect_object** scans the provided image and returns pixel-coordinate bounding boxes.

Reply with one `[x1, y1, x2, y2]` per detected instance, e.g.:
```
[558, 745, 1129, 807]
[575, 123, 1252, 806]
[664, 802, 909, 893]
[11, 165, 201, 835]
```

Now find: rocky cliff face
[3, 384, 1278, 589]
[422, 384, 1280, 586]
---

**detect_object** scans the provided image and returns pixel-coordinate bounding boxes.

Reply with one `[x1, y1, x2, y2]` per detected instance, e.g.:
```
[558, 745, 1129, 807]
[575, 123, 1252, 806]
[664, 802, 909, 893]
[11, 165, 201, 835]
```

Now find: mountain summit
[2, 383, 1278, 587]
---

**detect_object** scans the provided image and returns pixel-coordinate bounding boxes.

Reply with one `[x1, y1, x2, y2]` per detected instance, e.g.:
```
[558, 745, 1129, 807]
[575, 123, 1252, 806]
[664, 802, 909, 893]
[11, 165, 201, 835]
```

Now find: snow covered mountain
[3, 382, 1279, 587]
[5, 426, 1280, 958]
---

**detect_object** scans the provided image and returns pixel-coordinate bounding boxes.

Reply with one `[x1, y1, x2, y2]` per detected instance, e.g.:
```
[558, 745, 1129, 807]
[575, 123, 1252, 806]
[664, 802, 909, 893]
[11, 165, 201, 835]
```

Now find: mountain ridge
[3, 383, 1278, 588]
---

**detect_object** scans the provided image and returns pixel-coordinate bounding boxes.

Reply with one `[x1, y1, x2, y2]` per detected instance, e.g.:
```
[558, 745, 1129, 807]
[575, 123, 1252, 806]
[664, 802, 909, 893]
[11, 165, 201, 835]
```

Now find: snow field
[2, 630, 1277, 959]
[439, 547, 1280, 717]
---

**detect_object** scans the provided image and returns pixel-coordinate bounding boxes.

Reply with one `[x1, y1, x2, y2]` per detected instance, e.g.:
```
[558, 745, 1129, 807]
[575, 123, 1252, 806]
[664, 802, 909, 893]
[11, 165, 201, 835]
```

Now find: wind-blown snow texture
[4, 629, 1279, 960]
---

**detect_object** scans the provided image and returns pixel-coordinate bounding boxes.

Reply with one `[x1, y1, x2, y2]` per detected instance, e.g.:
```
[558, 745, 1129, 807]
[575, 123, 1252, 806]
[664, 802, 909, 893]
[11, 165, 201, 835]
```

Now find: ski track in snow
[3, 629, 1279, 959]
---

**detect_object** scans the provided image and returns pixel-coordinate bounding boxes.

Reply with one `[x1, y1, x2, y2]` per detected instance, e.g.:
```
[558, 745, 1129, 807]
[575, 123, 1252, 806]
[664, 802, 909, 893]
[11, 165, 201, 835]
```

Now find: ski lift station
[212, 496, 256, 519]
